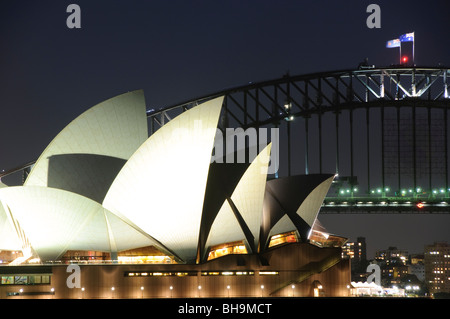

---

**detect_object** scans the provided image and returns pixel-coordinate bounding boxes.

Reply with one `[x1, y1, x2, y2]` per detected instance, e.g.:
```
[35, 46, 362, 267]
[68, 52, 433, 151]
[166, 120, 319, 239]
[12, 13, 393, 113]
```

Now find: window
[0, 275, 51, 285]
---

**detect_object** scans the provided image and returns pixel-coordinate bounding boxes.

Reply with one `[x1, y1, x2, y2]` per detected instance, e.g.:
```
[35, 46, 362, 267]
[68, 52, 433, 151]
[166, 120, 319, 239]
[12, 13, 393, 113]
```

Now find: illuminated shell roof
[103, 97, 224, 263]
[25, 90, 147, 203]
[261, 174, 336, 247]
[205, 144, 272, 258]
[0, 186, 157, 262]
[0, 199, 23, 251]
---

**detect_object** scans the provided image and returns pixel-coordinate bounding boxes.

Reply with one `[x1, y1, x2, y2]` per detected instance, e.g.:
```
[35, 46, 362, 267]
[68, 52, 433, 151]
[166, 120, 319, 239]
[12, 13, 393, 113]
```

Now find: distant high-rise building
[342, 237, 368, 275]
[424, 242, 450, 295]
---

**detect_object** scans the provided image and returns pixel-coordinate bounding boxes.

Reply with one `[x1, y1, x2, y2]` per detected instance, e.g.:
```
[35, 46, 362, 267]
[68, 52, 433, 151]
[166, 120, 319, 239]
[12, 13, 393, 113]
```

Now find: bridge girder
[148, 67, 450, 131]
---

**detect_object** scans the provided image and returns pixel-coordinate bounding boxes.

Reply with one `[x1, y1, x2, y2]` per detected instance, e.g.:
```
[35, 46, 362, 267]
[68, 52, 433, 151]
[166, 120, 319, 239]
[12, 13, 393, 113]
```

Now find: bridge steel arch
[148, 67, 450, 213]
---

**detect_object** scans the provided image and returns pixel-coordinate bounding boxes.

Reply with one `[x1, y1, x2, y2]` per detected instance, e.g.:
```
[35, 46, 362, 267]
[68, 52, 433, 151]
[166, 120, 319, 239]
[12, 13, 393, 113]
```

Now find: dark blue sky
[1, 0, 449, 257]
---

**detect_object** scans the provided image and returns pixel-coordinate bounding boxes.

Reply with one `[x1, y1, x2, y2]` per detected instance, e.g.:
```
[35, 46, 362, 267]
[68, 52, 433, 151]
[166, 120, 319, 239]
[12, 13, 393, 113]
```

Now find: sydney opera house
[0, 90, 350, 298]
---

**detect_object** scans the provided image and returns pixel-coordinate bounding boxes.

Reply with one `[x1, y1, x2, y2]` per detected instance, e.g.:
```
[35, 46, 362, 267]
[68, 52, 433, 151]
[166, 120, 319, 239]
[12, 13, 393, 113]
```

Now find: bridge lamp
[284, 99, 292, 110]
[285, 115, 294, 121]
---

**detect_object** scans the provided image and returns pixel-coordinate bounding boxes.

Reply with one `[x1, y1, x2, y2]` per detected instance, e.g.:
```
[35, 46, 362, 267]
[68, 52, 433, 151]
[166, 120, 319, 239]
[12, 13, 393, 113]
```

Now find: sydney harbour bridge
[2, 66, 450, 214]
[147, 66, 450, 214]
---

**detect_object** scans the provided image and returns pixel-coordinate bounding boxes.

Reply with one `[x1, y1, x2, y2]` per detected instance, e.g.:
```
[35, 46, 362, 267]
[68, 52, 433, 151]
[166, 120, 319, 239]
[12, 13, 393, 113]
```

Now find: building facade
[425, 242, 450, 295]
[0, 243, 350, 299]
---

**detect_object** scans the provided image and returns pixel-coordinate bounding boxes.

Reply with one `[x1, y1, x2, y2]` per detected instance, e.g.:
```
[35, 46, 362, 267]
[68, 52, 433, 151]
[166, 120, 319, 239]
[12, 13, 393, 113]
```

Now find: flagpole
[399, 43, 402, 64]
[413, 32, 415, 65]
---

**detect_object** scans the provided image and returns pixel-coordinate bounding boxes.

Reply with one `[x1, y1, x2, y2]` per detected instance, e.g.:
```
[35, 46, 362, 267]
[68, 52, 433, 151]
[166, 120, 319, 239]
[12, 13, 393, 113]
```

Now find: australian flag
[386, 39, 401, 48]
[400, 32, 414, 42]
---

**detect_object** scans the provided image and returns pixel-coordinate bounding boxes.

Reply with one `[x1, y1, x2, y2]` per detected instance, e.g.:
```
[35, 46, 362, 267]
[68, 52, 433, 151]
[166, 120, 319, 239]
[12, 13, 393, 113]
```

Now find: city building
[374, 246, 410, 287]
[408, 263, 425, 282]
[425, 242, 450, 295]
[375, 247, 409, 265]
[342, 237, 368, 281]
[0, 90, 350, 298]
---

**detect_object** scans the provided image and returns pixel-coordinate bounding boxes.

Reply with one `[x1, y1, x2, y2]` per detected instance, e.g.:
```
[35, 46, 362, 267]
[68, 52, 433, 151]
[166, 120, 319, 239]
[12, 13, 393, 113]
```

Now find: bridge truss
[148, 66, 450, 213]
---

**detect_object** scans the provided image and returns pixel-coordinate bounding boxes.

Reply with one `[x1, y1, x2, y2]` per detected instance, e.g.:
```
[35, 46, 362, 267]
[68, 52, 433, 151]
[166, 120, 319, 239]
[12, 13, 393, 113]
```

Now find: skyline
[1, 1, 450, 259]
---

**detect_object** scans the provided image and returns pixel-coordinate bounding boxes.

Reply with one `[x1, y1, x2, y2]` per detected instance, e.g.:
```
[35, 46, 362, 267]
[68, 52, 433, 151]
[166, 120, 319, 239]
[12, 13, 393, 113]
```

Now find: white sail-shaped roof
[268, 214, 297, 239]
[24, 90, 148, 203]
[265, 175, 335, 240]
[205, 144, 271, 253]
[230, 144, 271, 249]
[103, 97, 223, 262]
[297, 175, 335, 228]
[0, 186, 158, 262]
[205, 200, 246, 249]
[0, 200, 23, 250]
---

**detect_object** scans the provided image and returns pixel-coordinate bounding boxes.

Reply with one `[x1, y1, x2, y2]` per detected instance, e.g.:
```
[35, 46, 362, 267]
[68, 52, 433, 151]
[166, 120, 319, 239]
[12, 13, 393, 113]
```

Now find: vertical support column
[335, 111, 339, 175]
[446, 108, 449, 193]
[244, 91, 248, 127]
[304, 81, 309, 175]
[318, 113, 323, 174]
[285, 83, 292, 177]
[255, 89, 260, 167]
[366, 107, 371, 194]
[305, 117, 309, 175]
[397, 107, 401, 192]
[223, 96, 229, 162]
[381, 106, 385, 192]
[350, 109, 354, 189]
[287, 119, 292, 177]
[428, 107, 432, 192]
[413, 105, 417, 191]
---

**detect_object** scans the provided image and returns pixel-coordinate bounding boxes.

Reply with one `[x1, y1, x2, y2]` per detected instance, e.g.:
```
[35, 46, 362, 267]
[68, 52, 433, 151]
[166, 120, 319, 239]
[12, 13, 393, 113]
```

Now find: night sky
[1, 0, 449, 258]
